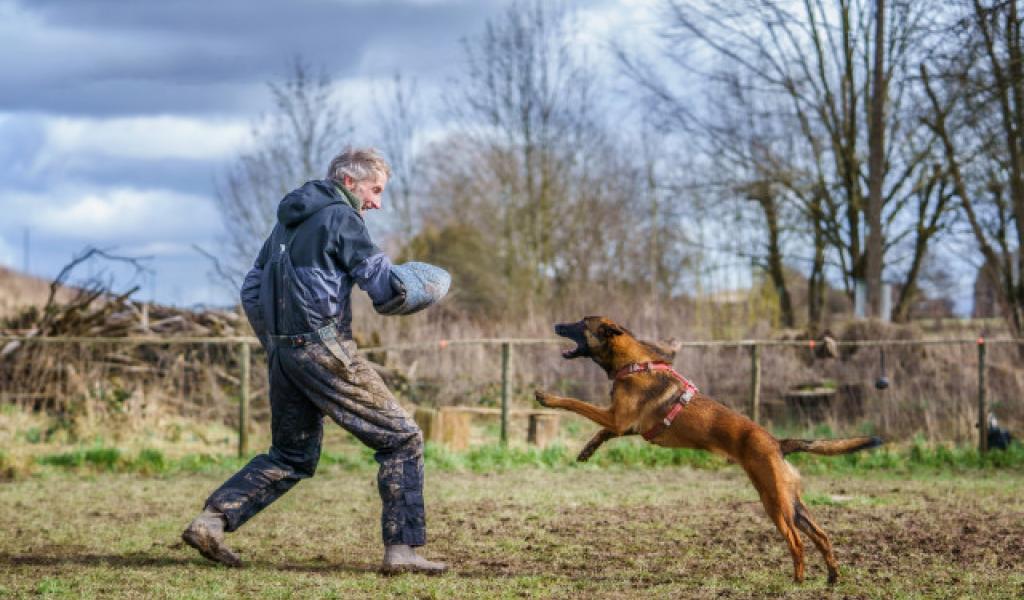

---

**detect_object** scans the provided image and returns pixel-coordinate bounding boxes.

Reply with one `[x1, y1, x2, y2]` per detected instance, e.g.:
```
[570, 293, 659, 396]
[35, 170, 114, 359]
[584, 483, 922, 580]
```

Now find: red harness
[614, 362, 699, 441]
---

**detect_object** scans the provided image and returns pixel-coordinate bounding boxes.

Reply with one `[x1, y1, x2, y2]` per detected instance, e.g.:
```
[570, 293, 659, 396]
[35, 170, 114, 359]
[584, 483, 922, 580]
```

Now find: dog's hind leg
[747, 463, 805, 583]
[766, 498, 804, 583]
[793, 499, 839, 585]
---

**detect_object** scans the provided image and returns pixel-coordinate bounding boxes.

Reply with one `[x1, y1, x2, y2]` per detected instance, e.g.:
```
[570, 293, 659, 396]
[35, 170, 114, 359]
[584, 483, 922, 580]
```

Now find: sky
[0, 0, 979, 316]
[0, 0, 658, 307]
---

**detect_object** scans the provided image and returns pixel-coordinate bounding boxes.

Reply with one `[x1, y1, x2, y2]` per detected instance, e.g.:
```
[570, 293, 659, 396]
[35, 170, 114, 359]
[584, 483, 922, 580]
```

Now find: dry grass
[2, 290, 1020, 447]
[0, 267, 76, 322]
[1, 326, 1020, 448]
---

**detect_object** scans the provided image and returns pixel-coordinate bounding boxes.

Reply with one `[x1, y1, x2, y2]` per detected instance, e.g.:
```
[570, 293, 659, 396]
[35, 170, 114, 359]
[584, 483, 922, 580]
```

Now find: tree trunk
[866, 0, 887, 317]
[763, 195, 795, 328]
[808, 193, 827, 330]
[892, 240, 926, 322]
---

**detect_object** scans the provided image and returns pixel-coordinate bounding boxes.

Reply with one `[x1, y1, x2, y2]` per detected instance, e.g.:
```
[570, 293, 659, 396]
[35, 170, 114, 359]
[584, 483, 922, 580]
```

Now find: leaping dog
[534, 316, 882, 585]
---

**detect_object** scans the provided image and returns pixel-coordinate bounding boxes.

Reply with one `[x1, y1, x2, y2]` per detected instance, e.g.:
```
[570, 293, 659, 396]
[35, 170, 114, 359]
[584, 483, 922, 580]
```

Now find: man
[182, 148, 447, 574]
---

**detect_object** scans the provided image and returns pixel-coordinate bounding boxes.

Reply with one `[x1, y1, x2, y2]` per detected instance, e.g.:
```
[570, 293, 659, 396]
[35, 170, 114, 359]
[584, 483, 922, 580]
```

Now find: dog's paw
[534, 390, 552, 407]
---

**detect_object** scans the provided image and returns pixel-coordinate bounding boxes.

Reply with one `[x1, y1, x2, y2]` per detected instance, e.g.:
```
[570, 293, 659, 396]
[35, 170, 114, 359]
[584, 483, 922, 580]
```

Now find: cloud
[0, 112, 251, 198]
[119, 241, 205, 259]
[575, 0, 660, 42]
[0, 0, 512, 306]
[40, 115, 250, 162]
[0, 113, 48, 185]
[0, 0, 505, 116]
[9, 185, 222, 244]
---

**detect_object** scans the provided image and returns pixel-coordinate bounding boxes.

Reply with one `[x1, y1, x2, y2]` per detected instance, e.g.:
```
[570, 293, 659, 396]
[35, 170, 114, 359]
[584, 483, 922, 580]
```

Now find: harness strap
[614, 362, 699, 442]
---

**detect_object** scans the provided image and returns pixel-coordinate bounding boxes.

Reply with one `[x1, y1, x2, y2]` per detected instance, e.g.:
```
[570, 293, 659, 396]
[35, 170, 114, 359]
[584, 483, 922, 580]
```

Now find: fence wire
[1, 336, 1020, 449]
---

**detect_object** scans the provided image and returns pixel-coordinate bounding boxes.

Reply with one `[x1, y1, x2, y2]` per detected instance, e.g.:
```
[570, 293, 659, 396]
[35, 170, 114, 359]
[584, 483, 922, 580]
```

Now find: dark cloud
[0, 0, 599, 306]
[56, 157, 223, 197]
[1, 0, 503, 116]
[1, 80, 268, 118]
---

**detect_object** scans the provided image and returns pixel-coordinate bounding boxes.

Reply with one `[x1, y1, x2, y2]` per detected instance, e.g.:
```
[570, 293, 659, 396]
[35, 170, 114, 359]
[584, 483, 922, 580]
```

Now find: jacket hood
[277, 180, 346, 227]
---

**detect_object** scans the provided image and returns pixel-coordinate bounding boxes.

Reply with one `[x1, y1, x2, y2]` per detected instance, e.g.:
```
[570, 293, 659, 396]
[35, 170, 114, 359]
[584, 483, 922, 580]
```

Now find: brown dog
[534, 316, 882, 585]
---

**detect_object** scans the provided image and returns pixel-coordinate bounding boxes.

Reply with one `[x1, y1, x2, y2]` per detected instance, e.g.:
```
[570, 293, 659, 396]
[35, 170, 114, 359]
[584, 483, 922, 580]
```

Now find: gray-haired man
[182, 148, 447, 574]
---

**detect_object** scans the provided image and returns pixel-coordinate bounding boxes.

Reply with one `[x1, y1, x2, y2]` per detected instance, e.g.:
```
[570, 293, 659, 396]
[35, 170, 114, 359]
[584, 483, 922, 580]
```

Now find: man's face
[343, 171, 387, 212]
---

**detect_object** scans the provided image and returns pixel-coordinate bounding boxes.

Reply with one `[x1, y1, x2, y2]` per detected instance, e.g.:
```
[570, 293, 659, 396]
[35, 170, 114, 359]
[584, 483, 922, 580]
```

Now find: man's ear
[598, 322, 624, 338]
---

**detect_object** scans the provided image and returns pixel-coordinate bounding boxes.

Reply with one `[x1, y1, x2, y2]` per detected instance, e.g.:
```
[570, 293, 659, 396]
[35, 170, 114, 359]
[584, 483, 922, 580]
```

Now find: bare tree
[374, 73, 424, 241]
[212, 58, 352, 285]
[620, 0, 952, 327]
[400, 0, 696, 320]
[921, 0, 1024, 341]
[446, 0, 602, 301]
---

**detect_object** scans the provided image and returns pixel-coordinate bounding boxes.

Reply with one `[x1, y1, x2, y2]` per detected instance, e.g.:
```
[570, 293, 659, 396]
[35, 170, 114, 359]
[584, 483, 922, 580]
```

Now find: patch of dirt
[1, 468, 1022, 598]
[426, 472, 1024, 597]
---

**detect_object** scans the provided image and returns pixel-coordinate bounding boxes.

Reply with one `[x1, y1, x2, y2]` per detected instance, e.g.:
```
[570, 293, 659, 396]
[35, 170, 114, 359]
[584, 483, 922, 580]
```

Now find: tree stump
[413, 407, 438, 443]
[527, 413, 560, 448]
[438, 407, 472, 450]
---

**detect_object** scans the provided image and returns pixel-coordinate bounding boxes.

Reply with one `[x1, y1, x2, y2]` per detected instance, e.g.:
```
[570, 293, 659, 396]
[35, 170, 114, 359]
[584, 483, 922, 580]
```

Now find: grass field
[1, 456, 1022, 599]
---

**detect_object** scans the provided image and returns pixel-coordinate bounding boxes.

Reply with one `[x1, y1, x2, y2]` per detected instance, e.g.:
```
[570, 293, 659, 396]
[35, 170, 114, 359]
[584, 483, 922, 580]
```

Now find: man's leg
[183, 349, 324, 565]
[292, 342, 445, 573]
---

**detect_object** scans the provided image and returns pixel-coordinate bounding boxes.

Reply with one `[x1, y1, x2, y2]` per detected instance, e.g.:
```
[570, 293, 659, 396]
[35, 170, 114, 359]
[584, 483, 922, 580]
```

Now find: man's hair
[326, 147, 391, 183]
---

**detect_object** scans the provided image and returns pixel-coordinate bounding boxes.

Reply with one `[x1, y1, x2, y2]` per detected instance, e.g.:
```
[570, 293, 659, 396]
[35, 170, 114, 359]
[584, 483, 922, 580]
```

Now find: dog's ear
[638, 338, 680, 361]
[651, 338, 682, 360]
[598, 322, 625, 338]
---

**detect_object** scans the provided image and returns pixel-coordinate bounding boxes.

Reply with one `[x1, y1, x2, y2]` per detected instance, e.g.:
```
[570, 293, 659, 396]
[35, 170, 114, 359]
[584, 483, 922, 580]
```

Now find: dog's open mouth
[554, 322, 588, 359]
[562, 345, 584, 359]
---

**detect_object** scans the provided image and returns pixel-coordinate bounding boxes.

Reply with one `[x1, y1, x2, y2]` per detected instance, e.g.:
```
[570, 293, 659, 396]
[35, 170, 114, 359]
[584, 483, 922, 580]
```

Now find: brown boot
[380, 544, 448, 575]
[181, 508, 242, 567]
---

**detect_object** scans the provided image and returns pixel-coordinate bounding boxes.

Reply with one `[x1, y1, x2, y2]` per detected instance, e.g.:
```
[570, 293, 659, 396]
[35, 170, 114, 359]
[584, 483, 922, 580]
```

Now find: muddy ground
[0, 466, 1021, 599]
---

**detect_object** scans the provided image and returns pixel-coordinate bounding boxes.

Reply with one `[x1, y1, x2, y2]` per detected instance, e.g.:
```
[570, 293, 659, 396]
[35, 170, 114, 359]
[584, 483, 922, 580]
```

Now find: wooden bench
[413, 406, 562, 450]
[782, 387, 837, 424]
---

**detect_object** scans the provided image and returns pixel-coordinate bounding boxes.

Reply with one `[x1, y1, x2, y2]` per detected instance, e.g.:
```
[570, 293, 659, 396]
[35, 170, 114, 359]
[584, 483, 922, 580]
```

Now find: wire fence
[1, 335, 1021, 455]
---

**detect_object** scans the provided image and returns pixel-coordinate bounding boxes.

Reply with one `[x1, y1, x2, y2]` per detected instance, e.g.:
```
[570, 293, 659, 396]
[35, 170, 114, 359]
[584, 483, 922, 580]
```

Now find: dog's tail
[779, 436, 883, 456]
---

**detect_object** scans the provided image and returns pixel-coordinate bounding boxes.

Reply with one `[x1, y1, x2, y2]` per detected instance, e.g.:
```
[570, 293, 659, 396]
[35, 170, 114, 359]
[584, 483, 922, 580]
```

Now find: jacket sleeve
[240, 237, 271, 347]
[352, 252, 400, 306]
[330, 210, 401, 306]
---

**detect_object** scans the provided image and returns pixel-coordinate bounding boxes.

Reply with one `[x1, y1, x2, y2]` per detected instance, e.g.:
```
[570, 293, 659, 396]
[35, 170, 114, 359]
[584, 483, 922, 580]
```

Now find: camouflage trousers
[204, 340, 426, 546]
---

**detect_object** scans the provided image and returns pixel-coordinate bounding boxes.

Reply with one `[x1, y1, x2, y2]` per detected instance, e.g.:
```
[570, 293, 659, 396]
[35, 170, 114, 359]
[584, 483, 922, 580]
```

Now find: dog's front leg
[534, 390, 633, 434]
[577, 429, 616, 462]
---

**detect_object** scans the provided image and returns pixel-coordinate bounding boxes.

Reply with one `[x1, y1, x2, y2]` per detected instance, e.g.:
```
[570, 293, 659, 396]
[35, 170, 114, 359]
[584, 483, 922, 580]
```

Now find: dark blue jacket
[240, 180, 397, 341]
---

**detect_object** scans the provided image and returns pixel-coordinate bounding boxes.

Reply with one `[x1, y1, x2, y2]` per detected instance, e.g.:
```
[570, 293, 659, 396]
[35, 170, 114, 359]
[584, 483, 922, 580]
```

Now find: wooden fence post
[501, 342, 510, 446]
[977, 338, 987, 453]
[239, 341, 251, 458]
[749, 344, 761, 424]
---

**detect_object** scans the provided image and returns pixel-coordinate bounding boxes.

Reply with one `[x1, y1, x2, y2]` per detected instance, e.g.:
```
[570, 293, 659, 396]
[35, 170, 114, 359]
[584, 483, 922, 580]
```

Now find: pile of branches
[1, 248, 246, 343]
[0, 249, 255, 422]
